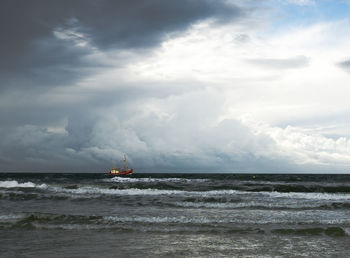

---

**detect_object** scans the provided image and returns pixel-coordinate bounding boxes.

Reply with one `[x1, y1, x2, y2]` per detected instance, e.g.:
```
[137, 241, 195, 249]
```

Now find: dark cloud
[3, 0, 330, 173]
[338, 59, 350, 71]
[0, 0, 247, 172]
[247, 55, 309, 69]
[0, 108, 296, 173]
[0, 0, 243, 92]
[68, 0, 243, 50]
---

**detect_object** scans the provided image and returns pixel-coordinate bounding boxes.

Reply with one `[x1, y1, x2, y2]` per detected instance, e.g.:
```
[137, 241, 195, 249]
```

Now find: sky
[2, 0, 350, 173]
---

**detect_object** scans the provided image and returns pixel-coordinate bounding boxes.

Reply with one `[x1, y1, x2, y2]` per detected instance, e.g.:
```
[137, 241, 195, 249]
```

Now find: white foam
[0, 180, 47, 188]
[343, 227, 350, 236]
[44, 183, 350, 201]
[264, 191, 350, 200]
[105, 177, 208, 183]
[48, 185, 248, 197]
[201, 189, 350, 201]
[0, 214, 24, 221]
[103, 215, 212, 224]
[32, 223, 104, 230]
[174, 202, 237, 209]
[54, 186, 187, 196]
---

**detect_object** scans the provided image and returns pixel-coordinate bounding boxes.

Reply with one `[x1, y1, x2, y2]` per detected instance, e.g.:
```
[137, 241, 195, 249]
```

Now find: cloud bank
[1, 1, 350, 173]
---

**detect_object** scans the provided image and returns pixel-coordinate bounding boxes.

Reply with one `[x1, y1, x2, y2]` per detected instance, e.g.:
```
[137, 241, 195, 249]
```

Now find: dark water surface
[1, 173, 350, 257]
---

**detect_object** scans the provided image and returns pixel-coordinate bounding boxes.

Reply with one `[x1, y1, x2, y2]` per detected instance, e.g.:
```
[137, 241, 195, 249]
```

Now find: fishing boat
[108, 154, 133, 175]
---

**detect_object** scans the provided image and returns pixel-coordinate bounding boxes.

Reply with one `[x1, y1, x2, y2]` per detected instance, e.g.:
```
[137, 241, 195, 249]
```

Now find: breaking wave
[101, 177, 350, 194]
[0, 180, 47, 189]
[105, 177, 208, 183]
[52, 186, 350, 201]
[51, 186, 190, 196]
[104, 215, 213, 224]
[264, 191, 350, 200]
[0, 214, 25, 221]
[2, 180, 350, 202]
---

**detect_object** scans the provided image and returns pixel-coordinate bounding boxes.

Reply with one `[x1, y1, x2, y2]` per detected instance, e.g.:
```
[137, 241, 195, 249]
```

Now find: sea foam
[105, 177, 208, 183]
[0, 180, 47, 189]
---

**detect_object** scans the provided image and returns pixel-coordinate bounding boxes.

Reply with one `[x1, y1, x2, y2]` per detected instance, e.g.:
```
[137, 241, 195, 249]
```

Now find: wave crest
[105, 177, 208, 183]
[0, 180, 47, 188]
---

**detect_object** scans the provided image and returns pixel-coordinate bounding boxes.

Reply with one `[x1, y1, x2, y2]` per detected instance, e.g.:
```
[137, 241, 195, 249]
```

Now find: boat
[108, 154, 133, 175]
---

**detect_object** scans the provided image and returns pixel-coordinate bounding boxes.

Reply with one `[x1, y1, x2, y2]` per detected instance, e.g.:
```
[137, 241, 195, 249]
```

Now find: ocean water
[1, 173, 350, 257]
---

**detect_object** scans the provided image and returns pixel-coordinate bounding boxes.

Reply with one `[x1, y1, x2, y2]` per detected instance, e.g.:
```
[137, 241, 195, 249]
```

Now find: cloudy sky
[2, 0, 350, 173]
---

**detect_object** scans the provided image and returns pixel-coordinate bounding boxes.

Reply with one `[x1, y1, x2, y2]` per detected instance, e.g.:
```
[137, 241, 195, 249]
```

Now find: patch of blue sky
[263, 0, 350, 34]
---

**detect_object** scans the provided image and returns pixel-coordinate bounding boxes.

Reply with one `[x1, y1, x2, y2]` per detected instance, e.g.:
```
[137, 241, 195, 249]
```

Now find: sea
[1, 173, 350, 257]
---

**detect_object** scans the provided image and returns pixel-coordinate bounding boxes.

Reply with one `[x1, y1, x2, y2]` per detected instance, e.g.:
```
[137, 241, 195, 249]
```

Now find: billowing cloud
[2, 1, 350, 173]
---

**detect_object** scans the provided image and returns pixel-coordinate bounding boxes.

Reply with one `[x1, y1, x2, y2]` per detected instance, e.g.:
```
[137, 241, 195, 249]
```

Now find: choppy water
[1, 173, 350, 257]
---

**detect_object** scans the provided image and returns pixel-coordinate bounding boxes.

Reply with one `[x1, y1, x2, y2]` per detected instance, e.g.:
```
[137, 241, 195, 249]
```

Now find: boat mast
[123, 154, 128, 170]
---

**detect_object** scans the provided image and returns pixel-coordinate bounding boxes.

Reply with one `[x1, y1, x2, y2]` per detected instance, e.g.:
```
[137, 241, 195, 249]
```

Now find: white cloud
[106, 18, 350, 170]
[241, 116, 350, 166]
[126, 19, 350, 129]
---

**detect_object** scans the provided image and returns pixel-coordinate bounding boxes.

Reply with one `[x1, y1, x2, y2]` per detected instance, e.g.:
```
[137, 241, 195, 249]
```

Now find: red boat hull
[108, 169, 133, 176]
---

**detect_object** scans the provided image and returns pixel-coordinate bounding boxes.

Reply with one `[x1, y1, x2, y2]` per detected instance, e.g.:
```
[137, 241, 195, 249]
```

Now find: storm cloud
[2, 1, 350, 173]
[0, 0, 247, 172]
[1, 0, 243, 90]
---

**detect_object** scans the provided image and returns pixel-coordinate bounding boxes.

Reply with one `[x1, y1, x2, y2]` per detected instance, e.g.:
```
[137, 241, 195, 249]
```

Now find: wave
[2, 188, 350, 211]
[244, 184, 350, 194]
[105, 177, 208, 183]
[0, 214, 25, 221]
[47, 186, 246, 197]
[172, 201, 320, 210]
[23, 186, 350, 199]
[0, 191, 70, 201]
[103, 215, 213, 224]
[49, 187, 250, 199]
[104, 177, 350, 194]
[7, 212, 350, 226]
[2, 180, 350, 203]
[264, 191, 350, 200]
[173, 201, 350, 211]
[320, 203, 350, 209]
[2, 212, 349, 237]
[61, 187, 350, 201]
[3, 177, 350, 195]
[272, 227, 347, 237]
[0, 180, 47, 188]
[52, 186, 188, 196]
[2, 213, 215, 230]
